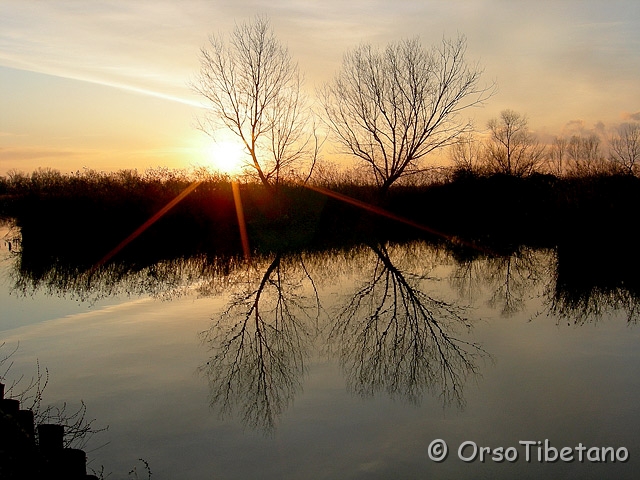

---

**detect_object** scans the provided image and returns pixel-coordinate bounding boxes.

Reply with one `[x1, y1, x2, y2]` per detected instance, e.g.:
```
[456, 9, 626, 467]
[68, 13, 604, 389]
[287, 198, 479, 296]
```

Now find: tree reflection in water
[198, 254, 320, 433]
[6, 220, 640, 433]
[544, 244, 640, 324]
[198, 242, 490, 432]
[329, 243, 488, 407]
[483, 248, 550, 316]
[450, 246, 551, 317]
[548, 286, 639, 325]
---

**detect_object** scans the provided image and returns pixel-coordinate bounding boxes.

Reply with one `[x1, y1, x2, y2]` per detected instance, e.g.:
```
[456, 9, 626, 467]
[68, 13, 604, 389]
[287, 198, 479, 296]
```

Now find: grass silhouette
[1, 167, 639, 265]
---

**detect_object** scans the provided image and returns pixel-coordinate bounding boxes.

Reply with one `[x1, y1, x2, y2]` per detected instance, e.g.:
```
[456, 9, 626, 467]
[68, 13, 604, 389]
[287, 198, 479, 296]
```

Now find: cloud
[0, 1, 208, 104]
[565, 119, 585, 129]
[1, 0, 639, 152]
[0, 147, 82, 162]
[625, 112, 640, 122]
[562, 119, 608, 137]
[0, 131, 26, 138]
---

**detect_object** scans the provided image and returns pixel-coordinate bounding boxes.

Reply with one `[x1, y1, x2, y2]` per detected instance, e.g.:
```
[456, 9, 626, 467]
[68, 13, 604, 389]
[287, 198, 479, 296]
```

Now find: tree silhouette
[546, 136, 569, 176]
[192, 16, 318, 188]
[449, 132, 484, 177]
[321, 36, 493, 194]
[484, 109, 545, 176]
[566, 133, 609, 177]
[609, 122, 640, 176]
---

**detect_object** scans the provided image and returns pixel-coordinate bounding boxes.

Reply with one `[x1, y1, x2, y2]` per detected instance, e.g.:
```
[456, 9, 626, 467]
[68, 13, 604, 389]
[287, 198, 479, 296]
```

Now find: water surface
[2, 225, 639, 479]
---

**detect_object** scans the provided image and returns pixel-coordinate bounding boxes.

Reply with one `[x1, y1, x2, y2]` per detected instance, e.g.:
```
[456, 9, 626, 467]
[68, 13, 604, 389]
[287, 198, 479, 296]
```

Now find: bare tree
[609, 122, 640, 176]
[449, 132, 484, 176]
[484, 109, 545, 176]
[546, 136, 568, 176]
[321, 35, 493, 194]
[565, 133, 609, 177]
[192, 16, 316, 188]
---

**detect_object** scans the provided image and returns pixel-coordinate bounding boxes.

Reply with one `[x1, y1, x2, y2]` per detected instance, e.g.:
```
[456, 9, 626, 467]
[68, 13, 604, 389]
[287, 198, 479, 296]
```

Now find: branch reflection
[545, 244, 640, 324]
[198, 253, 319, 433]
[10, 252, 237, 303]
[450, 247, 550, 317]
[6, 214, 640, 437]
[329, 243, 488, 407]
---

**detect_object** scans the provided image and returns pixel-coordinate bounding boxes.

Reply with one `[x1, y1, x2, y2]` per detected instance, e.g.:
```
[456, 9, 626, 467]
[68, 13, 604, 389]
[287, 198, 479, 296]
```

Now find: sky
[1, 0, 639, 175]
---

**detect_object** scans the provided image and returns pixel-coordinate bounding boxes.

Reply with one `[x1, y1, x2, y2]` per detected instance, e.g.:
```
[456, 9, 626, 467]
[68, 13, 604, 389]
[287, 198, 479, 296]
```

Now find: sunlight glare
[207, 140, 247, 175]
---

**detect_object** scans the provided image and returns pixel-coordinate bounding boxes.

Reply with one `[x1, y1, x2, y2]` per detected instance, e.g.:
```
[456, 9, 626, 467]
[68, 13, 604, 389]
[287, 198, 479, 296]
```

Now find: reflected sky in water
[1, 225, 639, 479]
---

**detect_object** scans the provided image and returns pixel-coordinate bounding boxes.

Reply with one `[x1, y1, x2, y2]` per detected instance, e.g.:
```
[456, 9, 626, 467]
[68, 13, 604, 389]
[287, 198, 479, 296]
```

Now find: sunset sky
[1, 0, 639, 175]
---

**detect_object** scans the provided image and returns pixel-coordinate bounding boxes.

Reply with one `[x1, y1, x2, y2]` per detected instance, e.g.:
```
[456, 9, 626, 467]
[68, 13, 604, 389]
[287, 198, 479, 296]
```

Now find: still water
[1, 224, 639, 479]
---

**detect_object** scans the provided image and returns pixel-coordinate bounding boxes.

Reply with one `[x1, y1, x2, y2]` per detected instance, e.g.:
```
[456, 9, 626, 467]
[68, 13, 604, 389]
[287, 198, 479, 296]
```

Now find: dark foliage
[1, 168, 638, 266]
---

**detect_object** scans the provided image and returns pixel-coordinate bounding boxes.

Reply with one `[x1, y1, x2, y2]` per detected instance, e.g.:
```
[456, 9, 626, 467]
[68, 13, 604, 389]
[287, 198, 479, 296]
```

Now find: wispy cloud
[0, 1, 207, 104]
[1, 0, 638, 175]
[0, 146, 82, 161]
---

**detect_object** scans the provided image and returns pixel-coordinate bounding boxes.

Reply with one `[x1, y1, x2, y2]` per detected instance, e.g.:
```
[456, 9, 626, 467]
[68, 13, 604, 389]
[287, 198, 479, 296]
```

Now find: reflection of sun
[207, 140, 246, 174]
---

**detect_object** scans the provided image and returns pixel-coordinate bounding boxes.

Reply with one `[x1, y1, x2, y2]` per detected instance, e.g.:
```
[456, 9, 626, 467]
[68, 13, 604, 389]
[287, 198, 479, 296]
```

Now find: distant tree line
[450, 110, 640, 179]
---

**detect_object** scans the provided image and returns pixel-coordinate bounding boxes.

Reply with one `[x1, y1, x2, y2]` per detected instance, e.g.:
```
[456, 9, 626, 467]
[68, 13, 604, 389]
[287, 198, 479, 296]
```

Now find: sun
[206, 140, 247, 175]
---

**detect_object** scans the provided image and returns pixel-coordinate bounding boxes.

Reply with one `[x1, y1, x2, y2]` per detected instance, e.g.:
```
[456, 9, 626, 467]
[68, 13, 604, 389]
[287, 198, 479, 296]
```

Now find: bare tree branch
[484, 109, 546, 176]
[321, 35, 494, 193]
[191, 15, 318, 188]
[610, 122, 640, 176]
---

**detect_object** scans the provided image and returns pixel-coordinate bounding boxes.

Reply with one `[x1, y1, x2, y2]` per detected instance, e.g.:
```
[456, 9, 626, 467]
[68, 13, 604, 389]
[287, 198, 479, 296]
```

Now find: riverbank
[2, 169, 639, 261]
